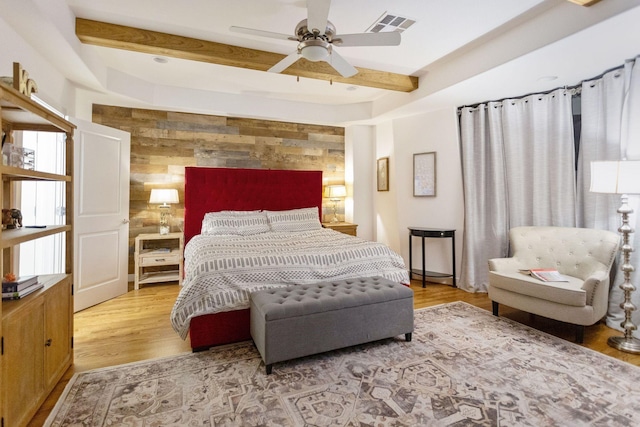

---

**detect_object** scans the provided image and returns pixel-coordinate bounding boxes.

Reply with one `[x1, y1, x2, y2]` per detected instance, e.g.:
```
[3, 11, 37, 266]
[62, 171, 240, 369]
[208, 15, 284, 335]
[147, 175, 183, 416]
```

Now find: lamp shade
[149, 188, 179, 204]
[324, 185, 346, 199]
[590, 161, 640, 195]
[301, 45, 329, 62]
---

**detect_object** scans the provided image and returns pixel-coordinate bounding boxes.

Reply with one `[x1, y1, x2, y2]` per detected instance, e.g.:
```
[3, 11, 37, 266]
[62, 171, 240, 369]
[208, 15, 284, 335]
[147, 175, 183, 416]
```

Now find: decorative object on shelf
[324, 184, 346, 223]
[413, 151, 436, 197]
[149, 188, 179, 235]
[590, 159, 640, 354]
[2, 273, 38, 293]
[2, 144, 35, 169]
[2, 274, 43, 300]
[2, 208, 22, 229]
[13, 62, 38, 96]
[0, 76, 12, 87]
[377, 157, 389, 192]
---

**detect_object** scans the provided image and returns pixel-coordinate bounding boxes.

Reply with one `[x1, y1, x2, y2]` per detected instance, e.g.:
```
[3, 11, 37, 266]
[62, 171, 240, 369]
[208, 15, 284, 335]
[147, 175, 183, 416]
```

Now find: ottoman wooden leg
[266, 364, 273, 375]
[405, 333, 412, 342]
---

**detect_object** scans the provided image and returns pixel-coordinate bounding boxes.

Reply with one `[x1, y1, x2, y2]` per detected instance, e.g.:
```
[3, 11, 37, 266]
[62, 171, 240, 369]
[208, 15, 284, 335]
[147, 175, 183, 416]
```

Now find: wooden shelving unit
[0, 81, 75, 427]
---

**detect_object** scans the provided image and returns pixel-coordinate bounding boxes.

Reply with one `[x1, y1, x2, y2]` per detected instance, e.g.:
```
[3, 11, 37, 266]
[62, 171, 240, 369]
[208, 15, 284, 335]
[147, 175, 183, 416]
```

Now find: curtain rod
[458, 86, 580, 113]
[457, 55, 637, 113]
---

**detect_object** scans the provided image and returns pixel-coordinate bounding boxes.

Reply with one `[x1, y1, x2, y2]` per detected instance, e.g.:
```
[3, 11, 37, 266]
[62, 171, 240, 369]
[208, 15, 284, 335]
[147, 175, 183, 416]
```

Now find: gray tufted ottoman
[250, 276, 414, 374]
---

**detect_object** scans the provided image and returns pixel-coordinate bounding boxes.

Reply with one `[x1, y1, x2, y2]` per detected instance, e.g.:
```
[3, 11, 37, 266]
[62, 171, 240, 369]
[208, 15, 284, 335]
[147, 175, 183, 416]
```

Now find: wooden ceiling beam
[566, 0, 601, 6]
[76, 18, 419, 93]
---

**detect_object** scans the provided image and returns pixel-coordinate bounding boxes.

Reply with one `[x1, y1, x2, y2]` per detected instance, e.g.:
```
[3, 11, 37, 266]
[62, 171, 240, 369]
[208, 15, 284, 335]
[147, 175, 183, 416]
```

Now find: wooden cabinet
[322, 222, 358, 236]
[2, 275, 72, 427]
[1, 81, 75, 426]
[134, 233, 184, 289]
[2, 295, 43, 427]
[43, 276, 73, 386]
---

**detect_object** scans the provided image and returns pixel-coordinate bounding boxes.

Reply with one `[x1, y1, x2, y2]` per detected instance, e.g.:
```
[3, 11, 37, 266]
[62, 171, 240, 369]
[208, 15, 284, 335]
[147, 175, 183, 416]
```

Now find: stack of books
[2, 275, 42, 300]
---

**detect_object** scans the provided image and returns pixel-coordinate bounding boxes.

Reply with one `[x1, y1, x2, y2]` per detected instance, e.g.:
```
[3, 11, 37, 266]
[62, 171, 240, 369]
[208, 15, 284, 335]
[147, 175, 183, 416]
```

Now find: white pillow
[201, 210, 270, 236]
[265, 207, 321, 232]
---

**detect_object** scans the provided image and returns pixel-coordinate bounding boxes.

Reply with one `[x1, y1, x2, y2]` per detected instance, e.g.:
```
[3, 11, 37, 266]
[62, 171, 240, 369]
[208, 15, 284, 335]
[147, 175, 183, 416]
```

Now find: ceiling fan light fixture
[301, 45, 328, 61]
[300, 42, 329, 62]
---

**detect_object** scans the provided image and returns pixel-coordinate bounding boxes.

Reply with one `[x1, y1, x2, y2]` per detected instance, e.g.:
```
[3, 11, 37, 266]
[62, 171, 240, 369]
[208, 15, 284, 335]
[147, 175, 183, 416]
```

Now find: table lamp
[149, 188, 179, 235]
[324, 185, 346, 223]
[590, 160, 640, 353]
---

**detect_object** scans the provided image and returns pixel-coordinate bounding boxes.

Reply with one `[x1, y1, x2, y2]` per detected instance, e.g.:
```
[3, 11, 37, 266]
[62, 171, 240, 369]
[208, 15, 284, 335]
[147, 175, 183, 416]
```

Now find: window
[17, 130, 66, 275]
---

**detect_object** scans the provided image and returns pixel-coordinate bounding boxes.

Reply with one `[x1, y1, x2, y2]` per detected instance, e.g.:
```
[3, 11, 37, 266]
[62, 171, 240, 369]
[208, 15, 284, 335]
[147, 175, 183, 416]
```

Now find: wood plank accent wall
[91, 104, 345, 274]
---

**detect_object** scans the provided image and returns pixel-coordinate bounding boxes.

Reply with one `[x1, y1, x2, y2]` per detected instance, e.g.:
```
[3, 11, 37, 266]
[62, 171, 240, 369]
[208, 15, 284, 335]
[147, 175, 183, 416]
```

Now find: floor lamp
[590, 160, 640, 354]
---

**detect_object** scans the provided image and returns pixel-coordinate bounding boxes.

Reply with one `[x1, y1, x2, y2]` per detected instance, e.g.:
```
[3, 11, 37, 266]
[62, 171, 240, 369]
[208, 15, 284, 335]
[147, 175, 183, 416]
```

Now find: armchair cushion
[489, 271, 586, 306]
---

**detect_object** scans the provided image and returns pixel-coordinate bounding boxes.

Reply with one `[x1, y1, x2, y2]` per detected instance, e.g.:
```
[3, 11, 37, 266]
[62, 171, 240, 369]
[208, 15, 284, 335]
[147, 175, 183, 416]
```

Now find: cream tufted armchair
[488, 226, 620, 343]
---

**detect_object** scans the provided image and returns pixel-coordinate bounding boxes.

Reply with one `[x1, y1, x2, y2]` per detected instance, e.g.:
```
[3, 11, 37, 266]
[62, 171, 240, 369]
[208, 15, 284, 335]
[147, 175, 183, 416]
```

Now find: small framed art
[377, 157, 389, 192]
[413, 152, 436, 197]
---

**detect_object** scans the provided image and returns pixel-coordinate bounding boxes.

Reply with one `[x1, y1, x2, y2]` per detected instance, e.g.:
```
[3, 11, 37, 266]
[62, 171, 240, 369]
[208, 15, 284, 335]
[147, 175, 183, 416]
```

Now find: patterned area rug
[46, 302, 640, 426]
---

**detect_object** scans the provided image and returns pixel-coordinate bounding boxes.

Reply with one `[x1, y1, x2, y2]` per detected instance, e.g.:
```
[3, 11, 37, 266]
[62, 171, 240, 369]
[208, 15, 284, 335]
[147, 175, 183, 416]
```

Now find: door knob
[122, 219, 130, 224]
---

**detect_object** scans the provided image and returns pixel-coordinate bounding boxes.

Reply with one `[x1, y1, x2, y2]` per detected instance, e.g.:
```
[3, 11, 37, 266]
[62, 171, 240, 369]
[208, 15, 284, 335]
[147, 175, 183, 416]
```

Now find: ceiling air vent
[366, 12, 415, 33]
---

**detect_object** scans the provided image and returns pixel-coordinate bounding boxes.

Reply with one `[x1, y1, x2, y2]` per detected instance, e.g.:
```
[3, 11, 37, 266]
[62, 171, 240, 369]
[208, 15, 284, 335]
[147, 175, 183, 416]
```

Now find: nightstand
[322, 222, 358, 236]
[134, 232, 184, 290]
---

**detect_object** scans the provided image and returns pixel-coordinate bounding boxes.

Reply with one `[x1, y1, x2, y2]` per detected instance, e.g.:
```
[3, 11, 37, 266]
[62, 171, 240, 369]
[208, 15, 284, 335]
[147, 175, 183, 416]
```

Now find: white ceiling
[2, 0, 640, 125]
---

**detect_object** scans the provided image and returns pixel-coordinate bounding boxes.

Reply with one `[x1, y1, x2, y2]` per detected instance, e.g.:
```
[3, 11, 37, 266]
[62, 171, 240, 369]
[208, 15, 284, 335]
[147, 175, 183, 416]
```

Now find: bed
[171, 167, 409, 351]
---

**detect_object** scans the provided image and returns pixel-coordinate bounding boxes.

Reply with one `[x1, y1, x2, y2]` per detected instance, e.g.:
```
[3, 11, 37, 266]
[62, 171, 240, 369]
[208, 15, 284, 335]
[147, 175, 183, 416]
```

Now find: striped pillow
[265, 207, 321, 232]
[201, 211, 270, 236]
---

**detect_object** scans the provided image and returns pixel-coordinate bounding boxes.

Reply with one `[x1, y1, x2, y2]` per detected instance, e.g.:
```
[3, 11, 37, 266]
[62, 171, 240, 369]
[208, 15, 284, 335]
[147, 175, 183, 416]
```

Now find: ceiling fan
[230, 0, 401, 78]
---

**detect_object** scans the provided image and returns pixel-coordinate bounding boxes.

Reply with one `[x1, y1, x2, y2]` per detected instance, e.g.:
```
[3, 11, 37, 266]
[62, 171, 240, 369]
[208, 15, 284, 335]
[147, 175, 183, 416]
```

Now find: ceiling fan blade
[335, 31, 401, 47]
[268, 52, 301, 73]
[324, 49, 357, 78]
[230, 26, 294, 41]
[307, 0, 331, 34]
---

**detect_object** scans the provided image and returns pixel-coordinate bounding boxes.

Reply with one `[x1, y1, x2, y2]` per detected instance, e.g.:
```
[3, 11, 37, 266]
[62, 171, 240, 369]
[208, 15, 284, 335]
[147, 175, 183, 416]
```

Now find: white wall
[345, 125, 375, 241]
[373, 121, 402, 253]
[374, 107, 464, 281]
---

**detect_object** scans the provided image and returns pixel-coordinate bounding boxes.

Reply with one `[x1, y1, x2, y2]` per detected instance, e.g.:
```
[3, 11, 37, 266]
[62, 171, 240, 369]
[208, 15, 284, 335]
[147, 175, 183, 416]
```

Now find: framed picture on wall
[377, 157, 389, 191]
[413, 152, 436, 196]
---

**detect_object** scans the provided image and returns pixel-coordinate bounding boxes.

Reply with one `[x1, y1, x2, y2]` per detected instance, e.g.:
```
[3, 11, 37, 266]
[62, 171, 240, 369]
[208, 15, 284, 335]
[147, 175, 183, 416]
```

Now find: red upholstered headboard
[184, 167, 323, 244]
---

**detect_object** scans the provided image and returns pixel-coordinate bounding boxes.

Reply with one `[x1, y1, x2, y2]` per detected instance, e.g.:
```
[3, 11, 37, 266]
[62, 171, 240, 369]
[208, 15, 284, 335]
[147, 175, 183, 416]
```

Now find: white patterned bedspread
[170, 228, 409, 339]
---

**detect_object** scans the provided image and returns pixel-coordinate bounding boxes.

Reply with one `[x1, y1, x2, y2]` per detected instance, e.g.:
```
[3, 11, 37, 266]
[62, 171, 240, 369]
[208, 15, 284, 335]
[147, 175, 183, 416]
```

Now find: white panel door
[72, 118, 130, 312]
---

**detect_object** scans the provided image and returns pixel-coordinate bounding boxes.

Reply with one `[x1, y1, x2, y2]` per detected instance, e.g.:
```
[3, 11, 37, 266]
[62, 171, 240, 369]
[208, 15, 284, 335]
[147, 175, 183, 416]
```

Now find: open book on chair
[519, 268, 569, 282]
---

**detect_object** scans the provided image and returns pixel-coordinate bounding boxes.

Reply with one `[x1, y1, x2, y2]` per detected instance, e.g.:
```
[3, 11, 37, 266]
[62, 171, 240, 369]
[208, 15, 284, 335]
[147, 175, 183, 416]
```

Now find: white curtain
[502, 91, 576, 227]
[578, 58, 640, 336]
[459, 103, 508, 292]
[459, 89, 576, 292]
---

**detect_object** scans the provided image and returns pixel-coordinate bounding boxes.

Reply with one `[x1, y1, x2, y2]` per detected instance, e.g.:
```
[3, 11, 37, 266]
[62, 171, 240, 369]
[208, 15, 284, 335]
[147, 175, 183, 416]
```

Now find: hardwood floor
[30, 280, 640, 425]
